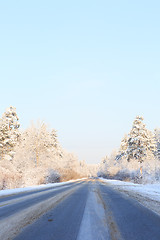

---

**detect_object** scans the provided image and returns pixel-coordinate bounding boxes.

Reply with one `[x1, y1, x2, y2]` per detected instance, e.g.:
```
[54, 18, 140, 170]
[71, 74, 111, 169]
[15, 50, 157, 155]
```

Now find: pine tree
[118, 134, 129, 159]
[127, 116, 149, 163]
[154, 128, 160, 160]
[0, 118, 10, 159]
[147, 129, 156, 156]
[0, 106, 20, 160]
[2, 106, 20, 131]
[50, 129, 63, 157]
[126, 116, 156, 178]
[120, 134, 128, 152]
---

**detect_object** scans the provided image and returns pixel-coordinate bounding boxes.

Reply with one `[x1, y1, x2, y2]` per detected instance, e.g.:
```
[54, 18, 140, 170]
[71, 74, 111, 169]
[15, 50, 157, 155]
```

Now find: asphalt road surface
[15, 183, 89, 240]
[1, 180, 160, 240]
[0, 181, 82, 221]
[99, 183, 160, 240]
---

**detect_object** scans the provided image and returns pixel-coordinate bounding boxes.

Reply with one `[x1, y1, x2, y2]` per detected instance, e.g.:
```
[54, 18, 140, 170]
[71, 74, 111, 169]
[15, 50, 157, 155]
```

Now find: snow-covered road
[0, 180, 84, 240]
[1, 179, 160, 240]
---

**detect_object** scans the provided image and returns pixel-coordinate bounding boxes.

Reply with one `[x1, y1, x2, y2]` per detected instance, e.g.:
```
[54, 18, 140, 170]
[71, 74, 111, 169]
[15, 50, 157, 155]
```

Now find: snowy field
[0, 178, 86, 198]
[100, 178, 160, 216]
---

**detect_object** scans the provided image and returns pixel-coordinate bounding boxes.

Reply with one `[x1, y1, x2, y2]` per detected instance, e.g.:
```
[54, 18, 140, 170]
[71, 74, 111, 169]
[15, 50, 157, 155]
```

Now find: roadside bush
[0, 166, 22, 190]
[61, 169, 82, 181]
[45, 169, 60, 183]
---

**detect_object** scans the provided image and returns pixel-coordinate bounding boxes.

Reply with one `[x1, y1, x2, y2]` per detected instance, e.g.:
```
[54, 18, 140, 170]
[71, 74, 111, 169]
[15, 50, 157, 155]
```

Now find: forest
[0, 107, 160, 190]
[0, 106, 94, 189]
[98, 116, 160, 183]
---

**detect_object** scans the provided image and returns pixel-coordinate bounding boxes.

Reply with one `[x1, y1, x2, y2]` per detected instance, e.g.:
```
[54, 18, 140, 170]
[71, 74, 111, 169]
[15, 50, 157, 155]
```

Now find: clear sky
[0, 1, 160, 164]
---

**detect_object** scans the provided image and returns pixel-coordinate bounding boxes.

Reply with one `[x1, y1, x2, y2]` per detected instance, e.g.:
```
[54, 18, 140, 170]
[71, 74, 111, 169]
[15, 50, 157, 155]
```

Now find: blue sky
[0, 1, 160, 164]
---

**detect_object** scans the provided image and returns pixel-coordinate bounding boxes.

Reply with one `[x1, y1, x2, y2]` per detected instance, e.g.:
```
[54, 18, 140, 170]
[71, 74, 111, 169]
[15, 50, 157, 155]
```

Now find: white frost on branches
[99, 116, 160, 183]
[0, 106, 20, 161]
[127, 116, 155, 163]
[0, 107, 91, 189]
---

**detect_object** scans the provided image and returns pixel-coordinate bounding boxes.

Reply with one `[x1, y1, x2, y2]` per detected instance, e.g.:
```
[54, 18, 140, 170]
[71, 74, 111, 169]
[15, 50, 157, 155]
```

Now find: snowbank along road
[0, 179, 160, 240]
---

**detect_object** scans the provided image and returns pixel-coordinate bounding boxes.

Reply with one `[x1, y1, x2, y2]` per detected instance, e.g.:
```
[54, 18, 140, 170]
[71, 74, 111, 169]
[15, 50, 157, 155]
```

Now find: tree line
[0, 106, 91, 189]
[98, 116, 160, 183]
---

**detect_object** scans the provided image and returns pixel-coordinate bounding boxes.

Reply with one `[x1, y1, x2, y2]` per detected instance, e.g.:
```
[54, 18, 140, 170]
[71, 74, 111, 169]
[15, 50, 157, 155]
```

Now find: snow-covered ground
[100, 178, 160, 216]
[0, 178, 86, 198]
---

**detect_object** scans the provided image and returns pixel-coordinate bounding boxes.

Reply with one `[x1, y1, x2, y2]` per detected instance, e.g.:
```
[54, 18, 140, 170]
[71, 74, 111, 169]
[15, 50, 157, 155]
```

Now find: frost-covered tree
[98, 150, 120, 178]
[0, 121, 9, 160]
[0, 106, 20, 160]
[79, 160, 89, 176]
[120, 134, 128, 153]
[154, 128, 160, 160]
[0, 107, 88, 188]
[2, 106, 20, 131]
[97, 157, 107, 177]
[116, 134, 129, 160]
[127, 116, 154, 163]
[146, 129, 156, 156]
[99, 116, 159, 183]
[126, 116, 156, 179]
[20, 122, 59, 167]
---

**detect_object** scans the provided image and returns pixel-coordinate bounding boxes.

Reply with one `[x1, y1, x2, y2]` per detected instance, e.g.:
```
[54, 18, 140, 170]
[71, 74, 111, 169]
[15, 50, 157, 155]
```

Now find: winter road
[0, 180, 160, 240]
